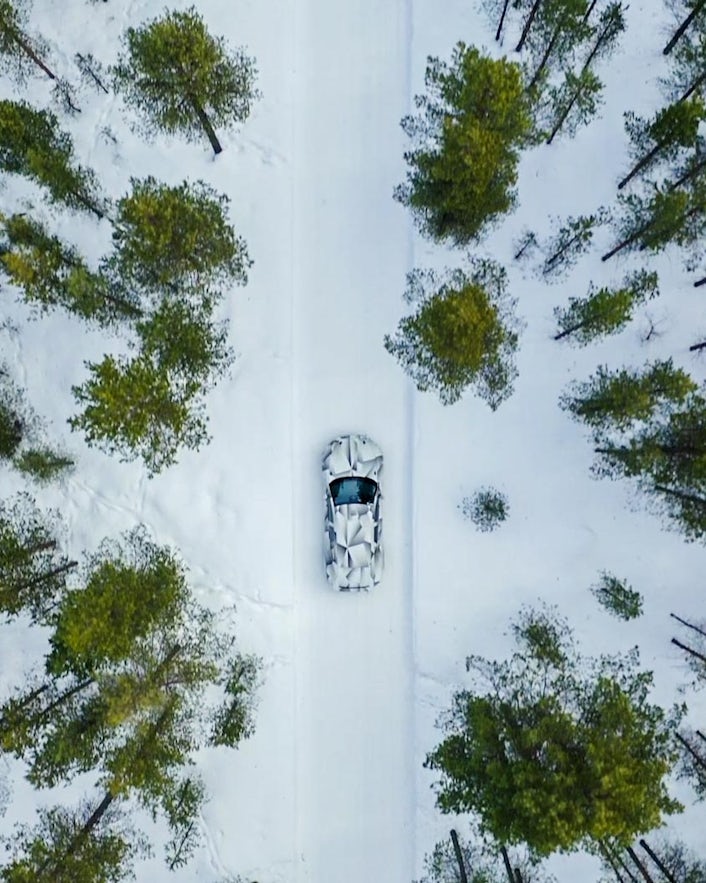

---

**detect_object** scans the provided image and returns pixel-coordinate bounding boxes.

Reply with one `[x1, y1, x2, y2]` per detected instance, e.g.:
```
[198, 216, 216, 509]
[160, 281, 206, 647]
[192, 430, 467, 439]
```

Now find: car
[322, 433, 383, 591]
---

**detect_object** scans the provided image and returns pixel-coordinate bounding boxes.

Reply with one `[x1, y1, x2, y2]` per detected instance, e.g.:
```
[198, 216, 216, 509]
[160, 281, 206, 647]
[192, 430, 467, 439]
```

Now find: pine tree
[0, 493, 76, 624]
[112, 6, 259, 155]
[553, 269, 659, 344]
[602, 181, 706, 261]
[0, 213, 140, 326]
[45, 526, 188, 679]
[395, 43, 533, 244]
[541, 210, 607, 278]
[665, 0, 706, 55]
[384, 260, 521, 408]
[106, 176, 251, 295]
[70, 299, 232, 474]
[581, 376, 706, 539]
[0, 0, 57, 82]
[591, 571, 643, 619]
[0, 801, 142, 882]
[541, 2, 625, 143]
[559, 359, 698, 434]
[70, 352, 207, 474]
[0, 531, 259, 872]
[662, 23, 706, 104]
[0, 100, 106, 218]
[524, 0, 592, 94]
[425, 605, 683, 857]
[619, 97, 706, 190]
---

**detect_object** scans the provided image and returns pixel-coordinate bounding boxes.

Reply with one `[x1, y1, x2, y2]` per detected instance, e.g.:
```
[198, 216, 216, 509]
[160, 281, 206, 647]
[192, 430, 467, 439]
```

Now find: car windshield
[330, 476, 378, 506]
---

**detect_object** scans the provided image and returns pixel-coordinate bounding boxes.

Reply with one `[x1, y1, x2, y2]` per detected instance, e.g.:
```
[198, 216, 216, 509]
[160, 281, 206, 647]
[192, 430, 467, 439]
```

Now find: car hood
[322, 434, 382, 484]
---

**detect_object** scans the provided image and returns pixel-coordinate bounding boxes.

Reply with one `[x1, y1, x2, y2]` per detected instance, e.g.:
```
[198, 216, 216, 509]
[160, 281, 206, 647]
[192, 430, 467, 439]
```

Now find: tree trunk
[598, 841, 628, 883]
[544, 229, 585, 268]
[602, 221, 651, 260]
[72, 190, 105, 220]
[618, 138, 669, 190]
[664, 0, 706, 55]
[694, 277, 706, 287]
[583, 0, 599, 21]
[554, 320, 586, 340]
[676, 730, 706, 770]
[188, 96, 222, 155]
[75, 53, 109, 94]
[672, 636, 706, 665]
[625, 846, 656, 883]
[516, 0, 544, 51]
[677, 70, 706, 105]
[689, 340, 706, 350]
[637, 204, 703, 251]
[12, 30, 56, 79]
[450, 830, 469, 883]
[80, 790, 115, 839]
[500, 846, 516, 883]
[667, 154, 706, 191]
[638, 839, 678, 883]
[670, 611, 706, 639]
[527, 25, 561, 91]
[496, 0, 512, 40]
[13, 559, 78, 592]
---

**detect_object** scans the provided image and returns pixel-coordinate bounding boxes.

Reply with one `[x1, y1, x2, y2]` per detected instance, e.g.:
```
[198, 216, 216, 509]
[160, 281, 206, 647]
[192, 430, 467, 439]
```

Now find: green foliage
[13, 448, 74, 484]
[460, 488, 509, 532]
[0, 493, 75, 623]
[0, 100, 105, 217]
[0, 213, 139, 326]
[0, 802, 142, 883]
[46, 526, 188, 678]
[608, 181, 706, 259]
[210, 654, 260, 747]
[621, 97, 706, 187]
[112, 6, 258, 153]
[107, 176, 251, 295]
[553, 269, 659, 344]
[71, 298, 232, 473]
[70, 351, 208, 474]
[395, 43, 533, 244]
[564, 361, 706, 539]
[426, 605, 683, 856]
[591, 571, 644, 620]
[384, 260, 521, 408]
[0, 527, 260, 873]
[560, 359, 698, 434]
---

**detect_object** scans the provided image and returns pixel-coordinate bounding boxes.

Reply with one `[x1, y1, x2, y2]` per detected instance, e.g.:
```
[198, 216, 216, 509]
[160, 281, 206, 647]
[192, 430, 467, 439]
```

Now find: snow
[1, 0, 706, 881]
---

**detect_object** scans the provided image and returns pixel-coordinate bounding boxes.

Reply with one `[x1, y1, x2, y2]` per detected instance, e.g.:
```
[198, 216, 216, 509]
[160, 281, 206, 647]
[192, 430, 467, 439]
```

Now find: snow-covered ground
[2, 0, 706, 880]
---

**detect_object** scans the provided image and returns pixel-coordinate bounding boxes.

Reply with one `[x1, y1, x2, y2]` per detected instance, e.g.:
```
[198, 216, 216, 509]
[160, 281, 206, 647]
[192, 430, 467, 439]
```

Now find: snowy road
[291, 0, 416, 879]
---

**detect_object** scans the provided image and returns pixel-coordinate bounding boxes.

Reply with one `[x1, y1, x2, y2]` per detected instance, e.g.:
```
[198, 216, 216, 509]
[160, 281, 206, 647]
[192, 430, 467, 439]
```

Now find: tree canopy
[426, 606, 683, 856]
[395, 43, 533, 244]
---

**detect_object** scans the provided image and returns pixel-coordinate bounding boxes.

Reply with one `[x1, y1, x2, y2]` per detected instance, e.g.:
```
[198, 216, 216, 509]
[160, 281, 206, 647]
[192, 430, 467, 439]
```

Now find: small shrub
[460, 487, 509, 531]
